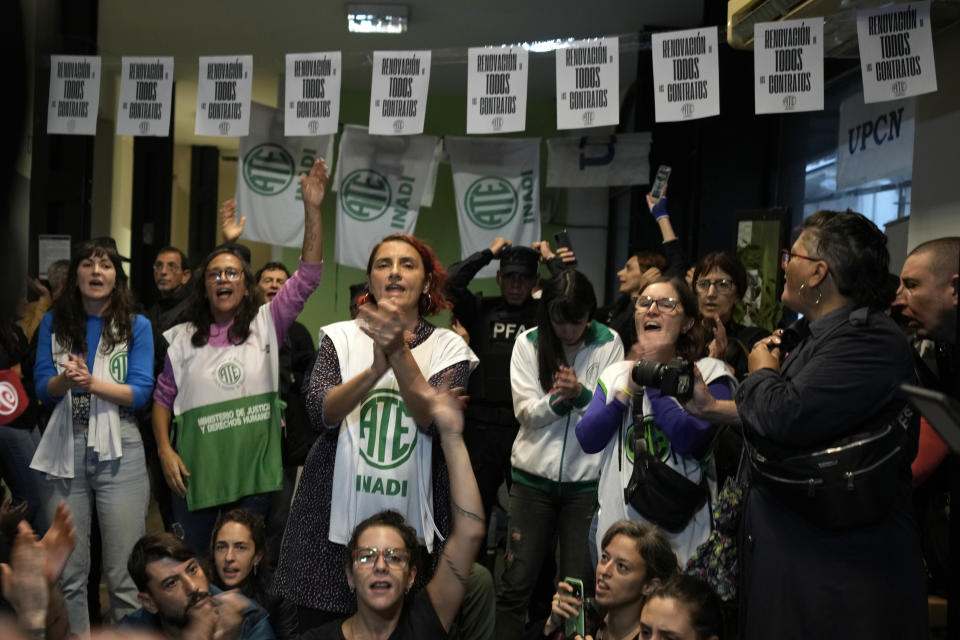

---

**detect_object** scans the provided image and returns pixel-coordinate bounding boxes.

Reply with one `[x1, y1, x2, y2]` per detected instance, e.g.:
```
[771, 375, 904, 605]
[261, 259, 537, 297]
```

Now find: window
[802, 153, 911, 228]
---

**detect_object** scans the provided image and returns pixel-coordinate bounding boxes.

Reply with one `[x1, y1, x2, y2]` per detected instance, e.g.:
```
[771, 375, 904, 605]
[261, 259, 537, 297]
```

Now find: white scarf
[31, 329, 125, 479]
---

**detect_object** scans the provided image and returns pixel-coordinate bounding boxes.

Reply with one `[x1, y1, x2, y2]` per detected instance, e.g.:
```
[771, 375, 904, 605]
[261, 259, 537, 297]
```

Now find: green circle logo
[625, 416, 671, 463]
[342, 169, 392, 222]
[464, 177, 518, 230]
[358, 390, 418, 470]
[242, 143, 295, 196]
[108, 352, 127, 383]
[216, 361, 245, 389]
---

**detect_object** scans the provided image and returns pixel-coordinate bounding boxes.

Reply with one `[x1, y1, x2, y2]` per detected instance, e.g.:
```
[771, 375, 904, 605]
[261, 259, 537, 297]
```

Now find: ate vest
[164, 304, 283, 510]
[465, 297, 538, 412]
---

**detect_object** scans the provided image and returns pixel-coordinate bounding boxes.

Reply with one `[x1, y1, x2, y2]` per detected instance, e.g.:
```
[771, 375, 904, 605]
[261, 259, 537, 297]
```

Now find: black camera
[631, 358, 694, 402]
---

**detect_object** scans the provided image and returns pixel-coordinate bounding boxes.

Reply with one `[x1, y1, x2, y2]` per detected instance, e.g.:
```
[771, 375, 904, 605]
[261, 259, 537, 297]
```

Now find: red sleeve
[911, 416, 950, 487]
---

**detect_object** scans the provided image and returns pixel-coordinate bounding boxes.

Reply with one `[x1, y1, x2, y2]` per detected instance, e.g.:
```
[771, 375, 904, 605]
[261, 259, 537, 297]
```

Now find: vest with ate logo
[324, 320, 478, 551]
[164, 304, 282, 510]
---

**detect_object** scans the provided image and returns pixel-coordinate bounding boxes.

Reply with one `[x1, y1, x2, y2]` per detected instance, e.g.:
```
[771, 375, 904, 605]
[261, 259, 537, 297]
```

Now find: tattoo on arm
[442, 550, 469, 588]
[452, 500, 484, 524]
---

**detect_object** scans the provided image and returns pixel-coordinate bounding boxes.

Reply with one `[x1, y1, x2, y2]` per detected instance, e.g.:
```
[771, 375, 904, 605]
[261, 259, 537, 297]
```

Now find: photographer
[576, 276, 734, 564]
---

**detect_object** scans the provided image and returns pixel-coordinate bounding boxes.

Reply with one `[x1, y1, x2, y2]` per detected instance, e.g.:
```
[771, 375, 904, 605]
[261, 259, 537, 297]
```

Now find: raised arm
[220, 198, 246, 244]
[299, 158, 328, 264]
[422, 375, 485, 631]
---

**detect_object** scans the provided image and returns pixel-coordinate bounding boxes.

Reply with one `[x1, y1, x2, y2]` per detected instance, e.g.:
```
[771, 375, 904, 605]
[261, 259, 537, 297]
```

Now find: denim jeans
[40, 420, 150, 634]
[171, 492, 271, 560]
[0, 425, 46, 532]
[495, 482, 597, 640]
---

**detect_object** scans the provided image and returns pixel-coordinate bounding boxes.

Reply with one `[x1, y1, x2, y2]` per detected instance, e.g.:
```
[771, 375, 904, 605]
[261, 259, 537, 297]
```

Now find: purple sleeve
[270, 260, 323, 345]
[152, 355, 178, 411]
[646, 378, 733, 457]
[575, 384, 630, 454]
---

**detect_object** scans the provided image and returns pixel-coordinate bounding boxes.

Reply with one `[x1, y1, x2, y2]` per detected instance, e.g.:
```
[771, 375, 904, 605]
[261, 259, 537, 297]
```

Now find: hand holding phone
[563, 577, 586, 638]
[650, 164, 672, 200]
[553, 230, 578, 268]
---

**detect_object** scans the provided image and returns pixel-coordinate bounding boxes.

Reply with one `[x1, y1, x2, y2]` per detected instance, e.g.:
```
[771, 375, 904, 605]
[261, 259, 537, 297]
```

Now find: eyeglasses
[636, 296, 681, 312]
[695, 278, 735, 294]
[353, 547, 410, 569]
[206, 268, 243, 282]
[153, 262, 182, 272]
[779, 248, 820, 270]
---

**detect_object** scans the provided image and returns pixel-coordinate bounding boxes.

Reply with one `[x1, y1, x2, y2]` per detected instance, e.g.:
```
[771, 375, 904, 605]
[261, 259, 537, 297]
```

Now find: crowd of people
[1, 157, 958, 640]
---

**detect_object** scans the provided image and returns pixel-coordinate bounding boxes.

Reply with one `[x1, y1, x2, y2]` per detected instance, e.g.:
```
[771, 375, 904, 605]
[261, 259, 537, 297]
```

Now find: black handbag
[748, 402, 915, 530]
[623, 399, 709, 533]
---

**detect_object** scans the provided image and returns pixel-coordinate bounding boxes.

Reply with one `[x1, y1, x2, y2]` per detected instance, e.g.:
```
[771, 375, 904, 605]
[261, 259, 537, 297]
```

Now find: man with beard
[123, 533, 274, 639]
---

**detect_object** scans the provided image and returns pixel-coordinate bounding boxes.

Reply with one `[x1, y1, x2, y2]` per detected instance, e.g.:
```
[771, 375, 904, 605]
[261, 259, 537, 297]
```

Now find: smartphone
[650, 164, 672, 199]
[553, 230, 578, 267]
[563, 577, 585, 638]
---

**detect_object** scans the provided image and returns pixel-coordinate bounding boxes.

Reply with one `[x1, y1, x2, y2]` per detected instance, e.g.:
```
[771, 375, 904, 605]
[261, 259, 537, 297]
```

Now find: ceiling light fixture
[347, 4, 408, 34]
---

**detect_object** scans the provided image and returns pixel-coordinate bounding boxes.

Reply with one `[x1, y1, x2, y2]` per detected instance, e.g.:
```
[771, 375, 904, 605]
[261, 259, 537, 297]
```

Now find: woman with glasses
[596, 251, 667, 357]
[496, 269, 623, 639]
[302, 375, 485, 639]
[576, 276, 735, 564]
[32, 236, 154, 632]
[684, 210, 925, 638]
[152, 159, 328, 556]
[691, 253, 769, 380]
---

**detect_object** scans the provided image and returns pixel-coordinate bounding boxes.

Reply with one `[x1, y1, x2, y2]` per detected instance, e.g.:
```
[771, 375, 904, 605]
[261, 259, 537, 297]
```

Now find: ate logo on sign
[108, 352, 127, 383]
[216, 361, 245, 389]
[464, 177, 518, 230]
[342, 169, 392, 222]
[243, 143, 296, 196]
[358, 390, 418, 470]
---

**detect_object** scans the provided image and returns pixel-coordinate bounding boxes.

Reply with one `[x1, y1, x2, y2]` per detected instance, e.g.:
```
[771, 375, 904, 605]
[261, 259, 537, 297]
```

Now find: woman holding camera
[576, 276, 735, 564]
[684, 210, 925, 638]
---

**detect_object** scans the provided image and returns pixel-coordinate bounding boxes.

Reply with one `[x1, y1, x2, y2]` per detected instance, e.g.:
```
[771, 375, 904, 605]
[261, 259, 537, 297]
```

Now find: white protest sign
[116, 57, 173, 136]
[555, 37, 619, 130]
[47, 55, 101, 135]
[857, 1, 937, 103]
[285, 52, 341, 136]
[195, 55, 253, 137]
[369, 51, 431, 135]
[467, 46, 528, 134]
[754, 19, 823, 114]
[651, 28, 720, 122]
[836, 93, 914, 190]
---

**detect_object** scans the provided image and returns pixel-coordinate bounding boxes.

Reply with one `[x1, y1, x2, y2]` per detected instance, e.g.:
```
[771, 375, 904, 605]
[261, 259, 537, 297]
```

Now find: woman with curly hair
[32, 237, 154, 632]
[152, 159, 328, 557]
[275, 233, 478, 629]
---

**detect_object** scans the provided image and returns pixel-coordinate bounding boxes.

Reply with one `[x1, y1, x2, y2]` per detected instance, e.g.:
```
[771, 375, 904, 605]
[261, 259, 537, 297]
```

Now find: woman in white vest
[152, 158, 328, 557]
[496, 269, 624, 640]
[274, 233, 478, 628]
[32, 237, 155, 633]
[575, 276, 736, 565]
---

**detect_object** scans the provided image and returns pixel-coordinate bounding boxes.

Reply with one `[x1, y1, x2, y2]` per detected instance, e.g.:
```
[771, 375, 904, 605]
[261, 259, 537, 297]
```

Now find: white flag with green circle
[235, 102, 334, 247]
[446, 136, 541, 279]
[334, 125, 440, 269]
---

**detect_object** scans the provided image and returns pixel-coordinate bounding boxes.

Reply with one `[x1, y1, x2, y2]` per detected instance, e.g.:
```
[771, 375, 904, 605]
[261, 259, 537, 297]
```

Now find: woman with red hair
[275, 234, 478, 629]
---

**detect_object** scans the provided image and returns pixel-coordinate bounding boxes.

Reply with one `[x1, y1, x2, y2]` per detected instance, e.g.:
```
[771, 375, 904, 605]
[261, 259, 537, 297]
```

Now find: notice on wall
[47, 55, 101, 135]
[754, 19, 823, 114]
[369, 50, 431, 135]
[116, 57, 173, 136]
[836, 93, 915, 190]
[38, 235, 71, 278]
[857, 1, 937, 103]
[651, 28, 720, 122]
[285, 51, 341, 136]
[195, 55, 253, 137]
[467, 46, 528, 134]
[555, 37, 619, 130]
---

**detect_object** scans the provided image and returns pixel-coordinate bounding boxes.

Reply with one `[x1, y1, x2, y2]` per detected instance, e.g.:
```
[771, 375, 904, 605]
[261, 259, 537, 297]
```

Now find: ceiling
[96, 0, 707, 146]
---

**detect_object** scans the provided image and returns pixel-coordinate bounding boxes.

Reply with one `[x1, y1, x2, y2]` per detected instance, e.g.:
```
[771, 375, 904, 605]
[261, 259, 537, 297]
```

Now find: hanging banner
[836, 93, 915, 190]
[285, 51, 341, 136]
[651, 28, 720, 122]
[369, 51, 431, 135]
[857, 1, 937, 103]
[335, 125, 439, 269]
[47, 55, 101, 135]
[555, 37, 619, 130]
[546, 132, 650, 188]
[467, 45, 529, 134]
[446, 137, 541, 278]
[116, 56, 174, 136]
[235, 103, 334, 247]
[195, 55, 253, 137]
[754, 19, 824, 114]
